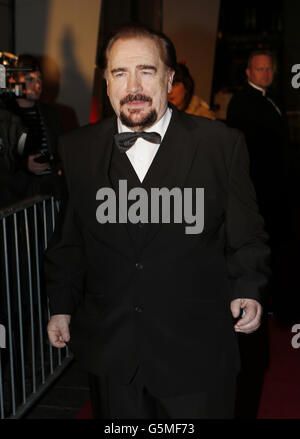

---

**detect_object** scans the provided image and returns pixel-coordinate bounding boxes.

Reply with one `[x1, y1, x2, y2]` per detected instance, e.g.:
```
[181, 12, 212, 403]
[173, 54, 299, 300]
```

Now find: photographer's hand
[28, 153, 49, 174]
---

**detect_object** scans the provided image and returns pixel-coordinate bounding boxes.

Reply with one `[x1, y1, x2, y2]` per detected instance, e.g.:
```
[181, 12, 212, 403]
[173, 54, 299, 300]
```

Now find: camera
[0, 51, 32, 98]
[34, 149, 52, 164]
[33, 148, 54, 176]
[0, 54, 29, 170]
[0, 108, 27, 168]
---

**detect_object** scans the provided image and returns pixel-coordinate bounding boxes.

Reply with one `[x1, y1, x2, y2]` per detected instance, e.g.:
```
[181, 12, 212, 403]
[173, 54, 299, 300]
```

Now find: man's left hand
[230, 298, 262, 334]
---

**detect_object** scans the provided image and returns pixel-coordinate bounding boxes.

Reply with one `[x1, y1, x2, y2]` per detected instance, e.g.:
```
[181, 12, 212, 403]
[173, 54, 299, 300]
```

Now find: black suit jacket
[45, 107, 270, 397]
[226, 83, 286, 205]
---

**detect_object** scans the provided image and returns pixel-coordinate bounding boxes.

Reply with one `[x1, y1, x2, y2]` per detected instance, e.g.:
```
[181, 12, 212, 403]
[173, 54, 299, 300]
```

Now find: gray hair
[102, 24, 177, 76]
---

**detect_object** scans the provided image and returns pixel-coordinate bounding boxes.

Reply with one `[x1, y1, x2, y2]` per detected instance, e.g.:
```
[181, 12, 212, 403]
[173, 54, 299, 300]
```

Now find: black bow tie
[114, 131, 161, 153]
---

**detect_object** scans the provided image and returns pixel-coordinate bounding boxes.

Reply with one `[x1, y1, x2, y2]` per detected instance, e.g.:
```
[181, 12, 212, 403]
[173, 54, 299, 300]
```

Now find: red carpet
[76, 317, 300, 419]
[257, 316, 300, 418]
[76, 399, 93, 419]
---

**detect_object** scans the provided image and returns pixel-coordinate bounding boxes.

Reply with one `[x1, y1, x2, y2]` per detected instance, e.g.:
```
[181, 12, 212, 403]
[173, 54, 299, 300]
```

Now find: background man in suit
[46, 25, 270, 419]
[227, 50, 290, 315]
[226, 50, 286, 242]
[226, 50, 287, 417]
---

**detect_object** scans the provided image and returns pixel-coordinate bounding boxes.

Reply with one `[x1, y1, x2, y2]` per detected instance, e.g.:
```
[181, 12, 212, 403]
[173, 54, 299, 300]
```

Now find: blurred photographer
[0, 103, 29, 208]
[5, 54, 63, 199]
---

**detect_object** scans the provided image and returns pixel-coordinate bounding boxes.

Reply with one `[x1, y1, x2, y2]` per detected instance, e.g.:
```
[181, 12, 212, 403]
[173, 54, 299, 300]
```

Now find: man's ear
[245, 68, 250, 80]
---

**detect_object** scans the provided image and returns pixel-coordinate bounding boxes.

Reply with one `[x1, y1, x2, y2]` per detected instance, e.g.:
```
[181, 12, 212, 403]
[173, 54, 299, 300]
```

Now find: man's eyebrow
[110, 65, 157, 74]
[111, 67, 127, 74]
[137, 64, 157, 72]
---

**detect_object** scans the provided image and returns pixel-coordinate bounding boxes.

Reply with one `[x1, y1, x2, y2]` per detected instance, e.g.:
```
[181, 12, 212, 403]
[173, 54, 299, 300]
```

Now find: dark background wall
[0, 0, 15, 53]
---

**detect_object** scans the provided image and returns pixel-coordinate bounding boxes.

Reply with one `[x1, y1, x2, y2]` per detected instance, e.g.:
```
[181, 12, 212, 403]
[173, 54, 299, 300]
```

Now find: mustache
[120, 94, 152, 105]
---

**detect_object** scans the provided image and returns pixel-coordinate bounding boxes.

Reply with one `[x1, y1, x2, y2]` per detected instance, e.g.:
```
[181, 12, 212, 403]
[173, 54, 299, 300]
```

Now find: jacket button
[135, 262, 144, 270]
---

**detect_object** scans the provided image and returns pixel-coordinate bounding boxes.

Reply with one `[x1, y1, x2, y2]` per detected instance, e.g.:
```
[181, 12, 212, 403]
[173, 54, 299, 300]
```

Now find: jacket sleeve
[44, 141, 85, 316]
[225, 131, 271, 305]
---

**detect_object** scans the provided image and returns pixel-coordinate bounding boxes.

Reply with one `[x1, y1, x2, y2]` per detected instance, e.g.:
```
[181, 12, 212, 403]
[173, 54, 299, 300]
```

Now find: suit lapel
[91, 118, 116, 189]
[90, 118, 138, 259]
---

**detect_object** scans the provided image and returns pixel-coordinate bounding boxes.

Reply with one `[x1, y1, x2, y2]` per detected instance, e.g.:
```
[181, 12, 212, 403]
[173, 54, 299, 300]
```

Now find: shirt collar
[248, 81, 267, 96]
[117, 107, 172, 142]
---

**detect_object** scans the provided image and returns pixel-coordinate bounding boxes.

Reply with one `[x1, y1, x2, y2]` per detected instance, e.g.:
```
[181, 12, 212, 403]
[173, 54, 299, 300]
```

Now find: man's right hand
[47, 314, 71, 348]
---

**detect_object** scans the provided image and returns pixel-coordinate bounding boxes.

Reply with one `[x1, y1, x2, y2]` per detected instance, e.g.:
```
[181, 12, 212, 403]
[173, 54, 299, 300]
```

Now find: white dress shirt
[117, 107, 172, 182]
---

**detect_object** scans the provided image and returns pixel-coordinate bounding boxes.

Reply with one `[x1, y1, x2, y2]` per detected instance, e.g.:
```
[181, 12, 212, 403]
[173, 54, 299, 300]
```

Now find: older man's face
[106, 37, 174, 131]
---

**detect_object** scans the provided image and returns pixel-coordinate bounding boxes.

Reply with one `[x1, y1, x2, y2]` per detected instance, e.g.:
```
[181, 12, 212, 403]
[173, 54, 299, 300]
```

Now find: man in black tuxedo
[46, 26, 270, 419]
[226, 50, 287, 417]
[226, 50, 286, 242]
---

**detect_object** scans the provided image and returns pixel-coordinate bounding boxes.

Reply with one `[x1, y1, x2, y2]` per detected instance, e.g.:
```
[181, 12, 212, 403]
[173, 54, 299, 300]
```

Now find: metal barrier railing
[0, 195, 73, 419]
